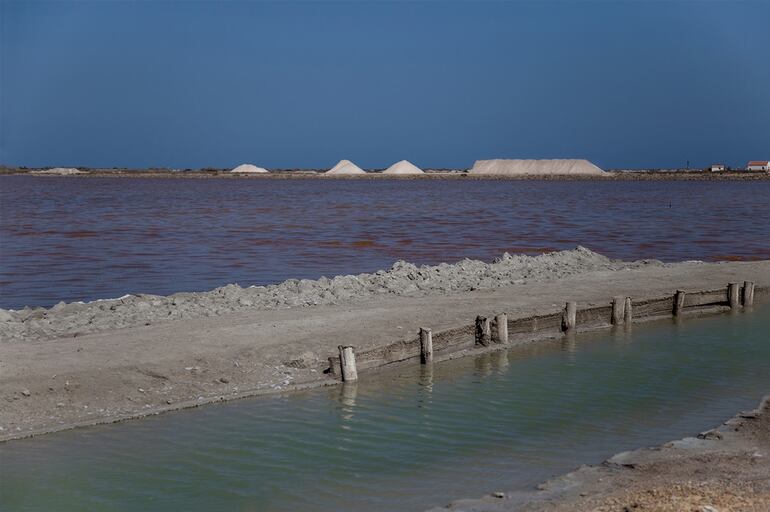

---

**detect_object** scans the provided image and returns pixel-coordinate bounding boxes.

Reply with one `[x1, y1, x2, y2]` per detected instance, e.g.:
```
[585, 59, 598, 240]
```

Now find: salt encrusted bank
[1, 250, 768, 442]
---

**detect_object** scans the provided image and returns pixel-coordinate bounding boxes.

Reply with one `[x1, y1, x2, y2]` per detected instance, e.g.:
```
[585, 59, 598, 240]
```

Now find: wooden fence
[328, 281, 763, 382]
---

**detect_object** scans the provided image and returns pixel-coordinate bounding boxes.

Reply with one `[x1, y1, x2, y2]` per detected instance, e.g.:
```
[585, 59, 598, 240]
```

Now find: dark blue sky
[1, 0, 768, 170]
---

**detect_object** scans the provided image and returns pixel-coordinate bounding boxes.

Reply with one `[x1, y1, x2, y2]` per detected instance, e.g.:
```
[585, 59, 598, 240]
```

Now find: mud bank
[1, 256, 768, 442]
[432, 395, 770, 512]
[0, 247, 660, 343]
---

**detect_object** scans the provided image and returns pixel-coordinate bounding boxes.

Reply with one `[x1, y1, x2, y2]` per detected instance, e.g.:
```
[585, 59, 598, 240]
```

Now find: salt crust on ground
[30, 168, 84, 175]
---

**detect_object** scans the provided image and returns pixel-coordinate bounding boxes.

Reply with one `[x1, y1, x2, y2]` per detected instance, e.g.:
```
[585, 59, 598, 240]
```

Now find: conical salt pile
[230, 164, 269, 174]
[325, 159, 366, 175]
[382, 160, 424, 175]
[469, 159, 605, 175]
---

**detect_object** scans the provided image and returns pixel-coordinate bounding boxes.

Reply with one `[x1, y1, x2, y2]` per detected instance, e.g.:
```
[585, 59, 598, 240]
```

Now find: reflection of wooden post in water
[418, 364, 434, 393]
[562, 302, 576, 332]
[743, 281, 755, 307]
[728, 283, 740, 309]
[339, 381, 358, 423]
[338, 345, 358, 382]
[611, 296, 625, 325]
[491, 349, 509, 372]
[673, 290, 686, 317]
[340, 381, 358, 408]
[474, 352, 493, 377]
[419, 328, 433, 364]
[493, 313, 508, 344]
[561, 330, 577, 353]
[475, 316, 491, 346]
[624, 297, 633, 325]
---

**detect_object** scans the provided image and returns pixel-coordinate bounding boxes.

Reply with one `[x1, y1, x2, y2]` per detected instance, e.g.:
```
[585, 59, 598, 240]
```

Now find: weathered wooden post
[419, 327, 433, 364]
[562, 302, 577, 332]
[673, 290, 686, 317]
[475, 316, 491, 346]
[623, 297, 633, 324]
[611, 296, 626, 325]
[742, 281, 755, 307]
[728, 282, 740, 309]
[338, 345, 358, 382]
[492, 313, 508, 344]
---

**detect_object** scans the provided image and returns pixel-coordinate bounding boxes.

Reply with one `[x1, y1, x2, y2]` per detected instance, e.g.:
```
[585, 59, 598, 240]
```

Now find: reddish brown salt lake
[1, 176, 768, 309]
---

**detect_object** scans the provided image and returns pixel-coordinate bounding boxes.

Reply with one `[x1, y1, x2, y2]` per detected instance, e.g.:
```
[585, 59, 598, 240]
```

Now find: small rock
[700, 506, 719, 512]
[492, 492, 505, 499]
[21, 389, 31, 397]
[218, 377, 230, 384]
[697, 429, 723, 440]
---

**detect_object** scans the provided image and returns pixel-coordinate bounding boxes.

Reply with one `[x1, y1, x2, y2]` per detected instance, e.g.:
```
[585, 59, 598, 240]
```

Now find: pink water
[1, 176, 768, 309]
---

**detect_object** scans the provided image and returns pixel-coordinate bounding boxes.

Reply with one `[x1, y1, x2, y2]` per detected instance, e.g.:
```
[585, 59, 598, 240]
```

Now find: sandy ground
[433, 396, 770, 512]
[1, 257, 768, 443]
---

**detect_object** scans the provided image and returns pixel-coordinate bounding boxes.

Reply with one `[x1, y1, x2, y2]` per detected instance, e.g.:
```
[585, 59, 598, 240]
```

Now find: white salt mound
[325, 160, 366, 175]
[382, 160, 424, 175]
[230, 164, 269, 174]
[469, 159, 605, 175]
[31, 167, 84, 175]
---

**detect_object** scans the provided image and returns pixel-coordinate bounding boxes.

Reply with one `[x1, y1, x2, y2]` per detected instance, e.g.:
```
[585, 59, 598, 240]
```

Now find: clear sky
[1, 0, 768, 170]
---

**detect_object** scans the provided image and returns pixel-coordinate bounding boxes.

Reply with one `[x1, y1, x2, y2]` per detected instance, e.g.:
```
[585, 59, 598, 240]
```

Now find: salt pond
[2, 176, 769, 309]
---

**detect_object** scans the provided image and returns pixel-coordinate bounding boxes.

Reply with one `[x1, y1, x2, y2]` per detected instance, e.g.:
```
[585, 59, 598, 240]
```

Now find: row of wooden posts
[336, 281, 756, 382]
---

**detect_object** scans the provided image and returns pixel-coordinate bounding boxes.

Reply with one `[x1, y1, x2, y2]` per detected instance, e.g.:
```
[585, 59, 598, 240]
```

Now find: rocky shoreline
[431, 395, 770, 511]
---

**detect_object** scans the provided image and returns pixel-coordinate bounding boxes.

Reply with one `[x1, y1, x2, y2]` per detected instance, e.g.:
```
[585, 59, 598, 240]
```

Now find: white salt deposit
[469, 159, 605, 175]
[31, 168, 84, 175]
[230, 164, 269, 174]
[325, 160, 366, 175]
[382, 160, 424, 175]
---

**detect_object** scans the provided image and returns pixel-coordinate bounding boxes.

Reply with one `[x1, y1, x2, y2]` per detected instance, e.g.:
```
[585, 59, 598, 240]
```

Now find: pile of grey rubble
[0, 247, 663, 343]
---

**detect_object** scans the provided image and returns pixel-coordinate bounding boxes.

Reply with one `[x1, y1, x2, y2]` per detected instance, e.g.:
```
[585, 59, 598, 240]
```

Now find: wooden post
[611, 296, 626, 325]
[562, 302, 577, 332]
[623, 297, 633, 324]
[475, 316, 491, 346]
[673, 290, 686, 316]
[728, 282, 740, 309]
[493, 313, 508, 344]
[338, 345, 358, 382]
[742, 281, 755, 307]
[419, 328, 433, 364]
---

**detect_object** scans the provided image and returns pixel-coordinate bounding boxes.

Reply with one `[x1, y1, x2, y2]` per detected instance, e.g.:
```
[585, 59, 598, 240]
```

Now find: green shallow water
[1, 304, 769, 512]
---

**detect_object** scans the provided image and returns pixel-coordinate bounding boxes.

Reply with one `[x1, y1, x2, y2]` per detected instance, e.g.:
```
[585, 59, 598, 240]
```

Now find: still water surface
[1, 176, 769, 308]
[1, 305, 769, 511]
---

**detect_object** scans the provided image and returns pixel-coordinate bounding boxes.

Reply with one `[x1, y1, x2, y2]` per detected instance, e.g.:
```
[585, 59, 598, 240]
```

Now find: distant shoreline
[2, 168, 770, 180]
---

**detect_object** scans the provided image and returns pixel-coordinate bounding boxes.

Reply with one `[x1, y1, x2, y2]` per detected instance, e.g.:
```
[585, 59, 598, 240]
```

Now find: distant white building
[747, 160, 769, 171]
[710, 164, 725, 172]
